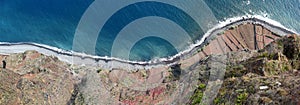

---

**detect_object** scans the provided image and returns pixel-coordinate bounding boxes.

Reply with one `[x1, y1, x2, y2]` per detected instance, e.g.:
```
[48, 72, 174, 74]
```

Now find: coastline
[0, 15, 297, 70]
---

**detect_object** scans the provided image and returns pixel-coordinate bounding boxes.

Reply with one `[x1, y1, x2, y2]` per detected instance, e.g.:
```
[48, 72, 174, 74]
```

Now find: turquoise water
[0, 0, 299, 61]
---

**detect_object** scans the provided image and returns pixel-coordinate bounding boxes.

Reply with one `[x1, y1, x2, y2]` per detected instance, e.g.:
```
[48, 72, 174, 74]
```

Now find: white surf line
[0, 15, 297, 70]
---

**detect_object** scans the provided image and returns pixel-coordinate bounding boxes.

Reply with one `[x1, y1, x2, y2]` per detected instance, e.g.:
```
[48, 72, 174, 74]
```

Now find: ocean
[0, 0, 299, 61]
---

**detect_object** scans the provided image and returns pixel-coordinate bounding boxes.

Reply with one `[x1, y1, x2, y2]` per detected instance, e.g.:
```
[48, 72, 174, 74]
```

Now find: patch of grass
[264, 60, 291, 75]
[258, 52, 276, 60]
[198, 83, 206, 89]
[225, 64, 246, 78]
[213, 97, 221, 104]
[191, 91, 203, 105]
[236, 92, 248, 105]
[190, 83, 207, 105]
[277, 40, 284, 49]
[281, 63, 291, 72]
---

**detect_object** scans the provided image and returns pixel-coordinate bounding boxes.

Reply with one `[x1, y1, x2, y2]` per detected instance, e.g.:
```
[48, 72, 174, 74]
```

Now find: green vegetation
[190, 33, 300, 105]
[236, 92, 248, 105]
[277, 40, 284, 49]
[191, 91, 203, 105]
[225, 64, 246, 78]
[198, 83, 206, 89]
[213, 97, 221, 104]
[257, 52, 276, 60]
[190, 83, 206, 105]
[264, 59, 292, 75]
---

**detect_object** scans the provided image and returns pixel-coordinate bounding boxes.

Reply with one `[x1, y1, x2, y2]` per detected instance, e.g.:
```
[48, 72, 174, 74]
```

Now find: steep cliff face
[0, 51, 75, 105]
[190, 35, 300, 105]
[0, 24, 298, 105]
[75, 23, 295, 104]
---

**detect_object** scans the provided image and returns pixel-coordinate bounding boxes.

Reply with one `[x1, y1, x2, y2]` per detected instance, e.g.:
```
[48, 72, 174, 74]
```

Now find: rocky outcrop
[190, 35, 300, 105]
[0, 51, 75, 105]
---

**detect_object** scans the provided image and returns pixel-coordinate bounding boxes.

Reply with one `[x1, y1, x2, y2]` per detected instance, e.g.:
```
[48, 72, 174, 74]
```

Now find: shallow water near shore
[0, 0, 299, 61]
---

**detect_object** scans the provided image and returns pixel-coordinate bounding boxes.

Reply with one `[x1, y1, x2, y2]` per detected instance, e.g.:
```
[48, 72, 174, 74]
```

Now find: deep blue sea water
[0, 0, 299, 61]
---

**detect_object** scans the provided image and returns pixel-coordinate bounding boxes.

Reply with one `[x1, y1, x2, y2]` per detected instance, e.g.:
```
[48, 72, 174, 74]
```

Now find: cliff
[190, 35, 300, 105]
[0, 51, 75, 104]
[0, 23, 299, 104]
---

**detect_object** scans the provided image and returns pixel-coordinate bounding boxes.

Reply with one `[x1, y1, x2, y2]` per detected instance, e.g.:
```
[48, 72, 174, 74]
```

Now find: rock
[260, 97, 273, 104]
[282, 35, 300, 60]
[275, 81, 282, 86]
[259, 86, 269, 90]
[0, 51, 75, 104]
[277, 88, 288, 96]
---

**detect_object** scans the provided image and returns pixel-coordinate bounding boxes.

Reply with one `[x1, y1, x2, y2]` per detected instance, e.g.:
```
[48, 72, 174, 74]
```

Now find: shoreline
[0, 15, 297, 70]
